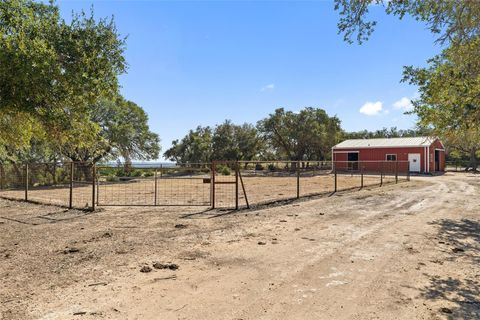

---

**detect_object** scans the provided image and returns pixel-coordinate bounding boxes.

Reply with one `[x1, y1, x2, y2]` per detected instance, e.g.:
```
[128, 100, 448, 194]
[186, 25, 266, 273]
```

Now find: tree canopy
[403, 39, 480, 169]
[165, 107, 342, 164]
[164, 126, 213, 164]
[257, 107, 342, 161]
[0, 0, 160, 165]
[61, 97, 161, 165]
[335, 0, 480, 45]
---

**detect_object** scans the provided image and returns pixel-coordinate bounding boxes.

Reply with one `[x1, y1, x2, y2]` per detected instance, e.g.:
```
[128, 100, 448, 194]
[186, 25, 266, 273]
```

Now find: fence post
[24, 163, 29, 201]
[91, 163, 96, 211]
[69, 162, 74, 209]
[154, 168, 158, 206]
[0, 164, 4, 190]
[380, 162, 383, 186]
[235, 162, 239, 210]
[395, 161, 398, 184]
[296, 161, 300, 199]
[96, 175, 100, 206]
[334, 166, 337, 192]
[361, 163, 364, 189]
[211, 162, 216, 209]
[238, 167, 249, 209]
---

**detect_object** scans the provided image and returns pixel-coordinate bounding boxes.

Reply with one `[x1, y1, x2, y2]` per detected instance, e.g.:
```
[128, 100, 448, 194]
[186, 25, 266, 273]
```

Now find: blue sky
[58, 1, 441, 159]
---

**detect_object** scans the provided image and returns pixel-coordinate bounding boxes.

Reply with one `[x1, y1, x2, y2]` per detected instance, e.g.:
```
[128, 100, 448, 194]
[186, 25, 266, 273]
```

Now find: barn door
[347, 152, 359, 171]
[408, 153, 421, 172]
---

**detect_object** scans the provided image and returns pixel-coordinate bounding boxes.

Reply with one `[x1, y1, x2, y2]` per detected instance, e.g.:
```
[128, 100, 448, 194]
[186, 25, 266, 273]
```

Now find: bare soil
[0, 172, 478, 320]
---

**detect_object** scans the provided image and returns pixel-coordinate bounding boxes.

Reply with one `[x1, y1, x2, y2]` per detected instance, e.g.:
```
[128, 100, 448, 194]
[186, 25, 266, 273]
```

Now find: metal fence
[0, 160, 410, 211]
[0, 162, 94, 210]
[96, 163, 211, 207]
[445, 160, 476, 172]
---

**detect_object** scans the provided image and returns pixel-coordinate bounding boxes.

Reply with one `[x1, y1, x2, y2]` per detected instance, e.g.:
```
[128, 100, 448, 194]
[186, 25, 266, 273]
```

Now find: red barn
[332, 136, 445, 174]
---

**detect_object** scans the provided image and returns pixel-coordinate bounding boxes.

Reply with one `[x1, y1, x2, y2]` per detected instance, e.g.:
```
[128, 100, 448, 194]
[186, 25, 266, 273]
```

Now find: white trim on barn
[333, 136, 438, 149]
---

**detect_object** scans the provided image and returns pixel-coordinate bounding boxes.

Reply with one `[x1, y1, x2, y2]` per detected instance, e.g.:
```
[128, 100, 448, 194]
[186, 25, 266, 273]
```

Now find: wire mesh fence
[231, 160, 410, 208]
[0, 162, 94, 210]
[96, 163, 211, 206]
[0, 160, 410, 211]
[445, 160, 476, 172]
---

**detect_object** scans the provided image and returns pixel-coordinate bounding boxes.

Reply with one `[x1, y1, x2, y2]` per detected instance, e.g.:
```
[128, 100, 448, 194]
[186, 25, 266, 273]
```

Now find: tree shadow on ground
[418, 219, 480, 319]
[0, 209, 97, 226]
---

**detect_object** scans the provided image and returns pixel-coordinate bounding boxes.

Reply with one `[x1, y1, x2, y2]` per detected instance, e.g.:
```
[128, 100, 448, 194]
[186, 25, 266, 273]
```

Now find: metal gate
[96, 164, 213, 207]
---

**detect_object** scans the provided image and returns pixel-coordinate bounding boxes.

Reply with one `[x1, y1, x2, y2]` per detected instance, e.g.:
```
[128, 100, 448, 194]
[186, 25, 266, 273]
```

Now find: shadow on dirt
[0, 209, 97, 226]
[419, 219, 480, 318]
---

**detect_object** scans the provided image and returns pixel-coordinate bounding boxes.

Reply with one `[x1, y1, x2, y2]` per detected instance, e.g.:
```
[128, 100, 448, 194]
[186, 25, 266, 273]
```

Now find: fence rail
[0, 160, 410, 210]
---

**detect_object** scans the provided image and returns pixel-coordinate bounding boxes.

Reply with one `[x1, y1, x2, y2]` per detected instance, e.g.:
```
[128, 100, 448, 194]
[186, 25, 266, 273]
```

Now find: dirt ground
[0, 172, 478, 320]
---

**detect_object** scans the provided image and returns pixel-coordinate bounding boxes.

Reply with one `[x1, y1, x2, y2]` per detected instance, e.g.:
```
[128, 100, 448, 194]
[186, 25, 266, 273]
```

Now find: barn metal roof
[333, 136, 437, 149]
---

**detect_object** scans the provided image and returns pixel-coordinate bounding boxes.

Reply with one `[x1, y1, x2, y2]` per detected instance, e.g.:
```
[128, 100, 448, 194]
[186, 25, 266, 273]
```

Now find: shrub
[143, 170, 154, 177]
[255, 163, 264, 171]
[217, 165, 231, 176]
[106, 175, 120, 182]
[130, 169, 143, 177]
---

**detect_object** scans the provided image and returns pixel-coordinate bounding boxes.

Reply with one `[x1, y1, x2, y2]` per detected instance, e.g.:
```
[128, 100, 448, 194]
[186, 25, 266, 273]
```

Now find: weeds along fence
[0, 160, 410, 211]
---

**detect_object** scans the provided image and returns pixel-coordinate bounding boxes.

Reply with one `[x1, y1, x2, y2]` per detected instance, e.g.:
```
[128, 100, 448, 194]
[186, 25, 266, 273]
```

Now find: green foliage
[402, 38, 480, 170]
[91, 97, 160, 163]
[164, 121, 264, 164]
[257, 107, 342, 161]
[216, 164, 231, 176]
[212, 121, 264, 161]
[0, 0, 127, 161]
[335, 0, 480, 45]
[166, 108, 342, 163]
[0, 0, 126, 118]
[164, 126, 213, 164]
[344, 127, 432, 140]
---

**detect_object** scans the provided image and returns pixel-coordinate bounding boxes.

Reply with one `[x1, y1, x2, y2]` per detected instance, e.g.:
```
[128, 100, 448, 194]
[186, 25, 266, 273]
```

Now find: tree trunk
[79, 164, 93, 182]
[466, 148, 478, 172]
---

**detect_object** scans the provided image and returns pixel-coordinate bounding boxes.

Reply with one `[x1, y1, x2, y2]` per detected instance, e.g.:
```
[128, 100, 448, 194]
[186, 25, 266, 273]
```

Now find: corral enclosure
[0, 160, 410, 210]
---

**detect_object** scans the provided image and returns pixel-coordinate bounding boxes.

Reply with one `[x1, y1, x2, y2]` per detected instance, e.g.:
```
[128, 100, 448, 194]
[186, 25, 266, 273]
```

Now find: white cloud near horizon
[260, 83, 275, 92]
[359, 101, 383, 116]
[393, 97, 413, 111]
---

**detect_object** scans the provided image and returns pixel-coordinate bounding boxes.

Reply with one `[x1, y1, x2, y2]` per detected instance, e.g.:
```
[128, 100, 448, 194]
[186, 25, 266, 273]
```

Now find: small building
[332, 136, 445, 174]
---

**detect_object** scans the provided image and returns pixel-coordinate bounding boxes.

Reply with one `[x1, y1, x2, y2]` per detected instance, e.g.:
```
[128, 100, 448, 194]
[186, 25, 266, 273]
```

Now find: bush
[217, 165, 231, 176]
[268, 164, 276, 171]
[130, 169, 143, 177]
[106, 175, 120, 182]
[143, 170, 154, 177]
[255, 163, 264, 171]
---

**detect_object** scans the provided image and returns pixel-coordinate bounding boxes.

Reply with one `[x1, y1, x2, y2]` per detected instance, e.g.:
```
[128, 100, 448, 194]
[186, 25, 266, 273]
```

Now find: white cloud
[359, 101, 383, 116]
[260, 83, 275, 92]
[393, 97, 413, 111]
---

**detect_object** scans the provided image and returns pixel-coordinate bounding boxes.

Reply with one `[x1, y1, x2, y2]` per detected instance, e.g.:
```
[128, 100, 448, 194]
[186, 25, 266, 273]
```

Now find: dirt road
[1, 172, 479, 319]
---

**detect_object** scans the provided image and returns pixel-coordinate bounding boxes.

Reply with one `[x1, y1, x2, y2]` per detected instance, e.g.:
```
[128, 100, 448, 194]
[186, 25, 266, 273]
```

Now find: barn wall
[333, 147, 427, 173]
